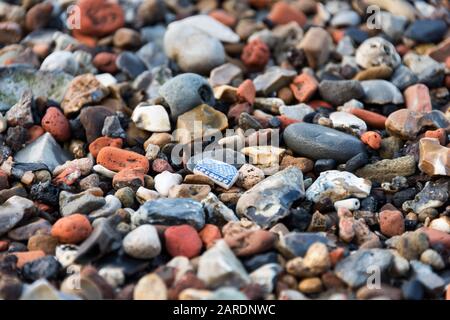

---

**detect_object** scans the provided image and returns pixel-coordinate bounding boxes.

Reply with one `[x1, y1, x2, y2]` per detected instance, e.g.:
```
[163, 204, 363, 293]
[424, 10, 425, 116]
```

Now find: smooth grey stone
[361, 80, 404, 104]
[159, 73, 214, 119]
[330, 10, 361, 27]
[186, 148, 246, 171]
[14, 133, 72, 171]
[278, 232, 333, 258]
[21, 29, 57, 47]
[236, 167, 305, 229]
[140, 25, 166, 46]
[0, 66, 72, 111]
[197, 240, 250, 289]
[404, 53, 445, 88]
[89, 195, 122, 219]
[116, 51, 147, 79]
[379, 12, 408, 41]
[403, 181, 448, 214]
[164, 22, 225, 74]
[318, 80, 365, 106]
[8, 218, 51, 241]
[137, 42, 168, 71]
[390, 65, 418, 90]
[283, 123, 366, 163]
[253, 67, 297, 95]
[40, 51, 78, 75]
[132, 198, 205, 230]
[335, 249, 394, 288]
[0, 196, 36, 236]
[59, 190, 106, 217]
[410, 260, 445, 294]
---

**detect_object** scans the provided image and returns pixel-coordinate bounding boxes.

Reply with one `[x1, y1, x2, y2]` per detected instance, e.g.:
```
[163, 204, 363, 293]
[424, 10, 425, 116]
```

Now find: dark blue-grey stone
[159, 73, 214, 119]
[278, 232, 334, 258]
[390, 65, 418, 91]
[22, 256, 62, 282]
[405, 20, 447, 43]
[133, 198, 205, 230]
[116, 52, 147, 79]
[242, 251, 279, 273]
[401, 280, 424, 300]
[283, 123, 367, 163]
[318, 80, 365, 106]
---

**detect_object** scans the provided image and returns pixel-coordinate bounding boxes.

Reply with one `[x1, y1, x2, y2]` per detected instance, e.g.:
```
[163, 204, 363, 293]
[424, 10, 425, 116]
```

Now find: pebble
[404, 20, 447, 44]
[390, 65, 418, 91]
[197, 240, 250, 289]
[132, 198, 205, 230]
[236, 164, 265, 190]
[131, 104, 171, 132]
[418, 138, 450, 177]
[253, 67, 297, 95]
[41, 107, 71, 142]
[361, 80, 404, 105]
[165, 225, 203, 258]
[284, 123, 366, 163]
[96, 147, 149, 173]
[61, 74, 108, 115]
[306, 170, 371, 203]
[164, 22, 225, 74]
[175, 104, 228, 145]
[50, 214, 92, 244]
[410, 260, 445, 294]
[179, 15, 240, 43]
[159, 73, 214, 119]
[355, 37, 401, 69]
[0, 196, 36, 236]
[154, 171, 182, 196]
[210, 63, 242, 87]
[123, 225, 161, 259]
[236, 167, 304, 229]
[201, 193, 238, 226]
[335, 249, 393, 288]
[279, 104, 314, 121]
[116, 52, 147, 79]
[329, 111, 367, 135]
[59, 189, 106, 217]
[420, 249, 445, 270]
[89, 195, 122, 218]
[404, 52, 445, 88]
[40, 51, 78, 75]
[429, 217, 450, 234]
[379, 210, 405, 237]
[403, 181, 448, 214]
[134, 273, 167, 300]
[387, 231, 429, 261]
[241, 39, 270, 71]
[299, 27, 333, 69]
[386, 109, 449, 140]
[14, 133, 72, 171]
[75, 0, 124, 37]
[318, 80, 365, 106]
[355, 155, 416, 183]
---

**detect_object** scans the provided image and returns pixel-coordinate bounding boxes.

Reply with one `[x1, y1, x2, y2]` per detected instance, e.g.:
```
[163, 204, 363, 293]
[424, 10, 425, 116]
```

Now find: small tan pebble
[298, 277, 323, 294]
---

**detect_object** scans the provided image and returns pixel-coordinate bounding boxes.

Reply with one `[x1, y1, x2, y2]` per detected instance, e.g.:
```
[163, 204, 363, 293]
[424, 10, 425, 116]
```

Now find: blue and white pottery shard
[193, 158, 238, 189]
